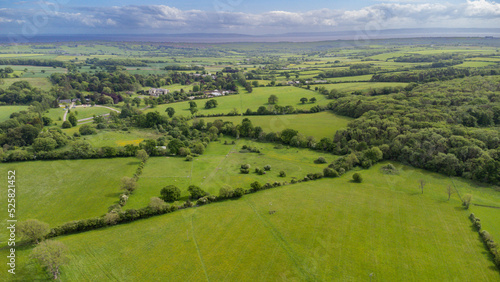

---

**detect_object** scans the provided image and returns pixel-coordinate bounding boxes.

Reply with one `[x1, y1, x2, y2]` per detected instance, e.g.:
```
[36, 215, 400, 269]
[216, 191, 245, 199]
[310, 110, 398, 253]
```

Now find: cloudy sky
[0, 0, 499, 35]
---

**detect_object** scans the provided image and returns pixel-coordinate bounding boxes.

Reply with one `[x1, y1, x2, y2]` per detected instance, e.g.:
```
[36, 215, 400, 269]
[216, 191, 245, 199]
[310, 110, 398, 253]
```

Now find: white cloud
[0, 1, 499, 33]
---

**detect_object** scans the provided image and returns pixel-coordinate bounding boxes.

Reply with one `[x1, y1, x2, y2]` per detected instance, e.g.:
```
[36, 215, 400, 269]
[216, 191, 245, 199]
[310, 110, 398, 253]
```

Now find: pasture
[0, 158, 138, 228]
[146, 86, 328, 116]
[0, 77, 53, 90]
[3, 162, 499, 281]
[0, 105, 29, 122]
[126, 138, 330, 209]
[195, 111, 352, 139]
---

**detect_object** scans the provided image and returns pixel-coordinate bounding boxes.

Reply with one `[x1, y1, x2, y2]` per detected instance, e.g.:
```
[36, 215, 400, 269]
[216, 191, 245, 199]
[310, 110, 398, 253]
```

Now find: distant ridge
[1, 28, 499, 43]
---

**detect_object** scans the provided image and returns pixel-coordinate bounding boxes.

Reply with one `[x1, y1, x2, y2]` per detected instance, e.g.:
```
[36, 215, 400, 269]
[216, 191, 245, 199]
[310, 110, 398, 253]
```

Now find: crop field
[3, 162, 499, 281]
[146, 86, 328, 116]
[195, 111, 352, 139]
[0, 158, 138, 228]
[0, 105, 29, 122]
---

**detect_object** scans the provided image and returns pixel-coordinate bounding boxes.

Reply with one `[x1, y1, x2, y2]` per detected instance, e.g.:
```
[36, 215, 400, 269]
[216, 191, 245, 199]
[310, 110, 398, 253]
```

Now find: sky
[0, 0, 499, 35]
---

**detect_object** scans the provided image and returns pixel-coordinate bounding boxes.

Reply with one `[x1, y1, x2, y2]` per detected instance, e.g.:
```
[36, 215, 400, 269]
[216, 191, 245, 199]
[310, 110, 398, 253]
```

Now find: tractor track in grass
[245, 198, 314, 281]
[191, 215, 210, 282]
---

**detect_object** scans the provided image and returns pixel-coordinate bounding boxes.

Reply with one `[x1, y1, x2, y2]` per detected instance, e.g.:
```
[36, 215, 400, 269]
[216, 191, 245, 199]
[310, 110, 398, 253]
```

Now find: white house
[149, 88, 170, 97]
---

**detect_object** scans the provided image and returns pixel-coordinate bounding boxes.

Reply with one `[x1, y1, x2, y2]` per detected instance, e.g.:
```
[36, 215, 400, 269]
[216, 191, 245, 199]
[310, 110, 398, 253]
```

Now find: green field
[0, 158, 138, 227]
[196, 111, 352, 139]
[311, 82, 408, 92]
[0, 105, 30, 122]
[79, 128, 164, 147]
[72, 106, 118, 120]
[146, 86, 328, 117]
[126, 138, 332, 209]
[3, 162, 499, 281]
[0, 77, 53, 90]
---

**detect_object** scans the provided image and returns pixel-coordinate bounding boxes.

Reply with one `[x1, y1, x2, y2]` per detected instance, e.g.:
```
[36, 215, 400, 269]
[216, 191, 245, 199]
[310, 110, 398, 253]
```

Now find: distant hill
[0, 28, 499, 43]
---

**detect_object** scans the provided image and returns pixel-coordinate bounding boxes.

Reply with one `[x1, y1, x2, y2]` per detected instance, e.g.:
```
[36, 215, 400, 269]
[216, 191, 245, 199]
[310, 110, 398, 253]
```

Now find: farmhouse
[149, 88, 170, 97]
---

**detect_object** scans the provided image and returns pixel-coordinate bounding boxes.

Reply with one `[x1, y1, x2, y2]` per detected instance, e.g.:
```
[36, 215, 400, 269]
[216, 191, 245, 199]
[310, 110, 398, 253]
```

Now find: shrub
[219, 185, 234, 199]
[185, 155, 193, 161]
[279, 171, 286, 177]
[62, 121, 72, 128]
[353, 173, 363, 183]
[241, 164, 251, 169]
[240, 168, 249, 174]
[381, 163, 399, 174]
[323, 168, 339, 178]
[188, 185, 207, 200]
[160, 185, 181, 202]
[79, 124, 96, 135]
[315, 156, 327, 164]
[233, 188, 245, 198]
[250, 181, 262, 192]
[264, 165, 271, 171]
[462, 194, 473, 209]
[149, 197, 167, 213]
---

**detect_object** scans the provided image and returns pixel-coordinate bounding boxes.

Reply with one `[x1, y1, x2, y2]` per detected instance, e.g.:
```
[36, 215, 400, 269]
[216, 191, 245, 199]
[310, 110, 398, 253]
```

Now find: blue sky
[0, 0, 499, 35]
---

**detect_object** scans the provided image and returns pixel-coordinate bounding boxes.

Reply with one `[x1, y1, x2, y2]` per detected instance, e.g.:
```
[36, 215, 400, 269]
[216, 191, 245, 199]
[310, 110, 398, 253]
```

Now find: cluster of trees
[0, 81, 57, 105]
[163, 65, 204, 71]
[317, 66, 379, 78]
[393, 53, 464, 63]
[371, 67, 499, 83]
[327, 76, 500, 184]
[0, 58, 65, 67]
[0, 66, 14, 78]
[84, 58, 148, 67]
[469, 213, 500, 269]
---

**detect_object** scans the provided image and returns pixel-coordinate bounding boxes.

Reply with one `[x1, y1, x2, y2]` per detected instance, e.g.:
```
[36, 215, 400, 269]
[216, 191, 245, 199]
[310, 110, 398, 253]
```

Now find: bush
[188, 185, 207, 200]
[256, 168, 266, 175]
[160, 185, 181, 202]
[279, 171, 286, 177]
[233, 188, 245, 197]
[250, 181, 262, 192]
[264, 165, 271, 171]
[240, 168, 249, 174]
[185, 155, 193, 161]
[315, 156, 327, 164]
[353, 173, 363, 183]
[241, 164, 251, 169]
[381, 163, 399, 174]
[323, 168, 339, 178]
[79, 124, 96, 135]
[62, 121, 72, 128]
[219, 185, 234, 199]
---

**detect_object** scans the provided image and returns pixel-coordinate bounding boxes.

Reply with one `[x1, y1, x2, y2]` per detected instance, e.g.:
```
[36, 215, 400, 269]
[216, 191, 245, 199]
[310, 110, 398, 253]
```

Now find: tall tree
[31, 240, 68, 280]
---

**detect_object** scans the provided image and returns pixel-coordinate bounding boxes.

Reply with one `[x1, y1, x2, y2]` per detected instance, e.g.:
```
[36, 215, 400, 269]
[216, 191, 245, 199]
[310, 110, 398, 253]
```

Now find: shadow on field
[127, 161, 141, 166]
[105, 192, 122, 198]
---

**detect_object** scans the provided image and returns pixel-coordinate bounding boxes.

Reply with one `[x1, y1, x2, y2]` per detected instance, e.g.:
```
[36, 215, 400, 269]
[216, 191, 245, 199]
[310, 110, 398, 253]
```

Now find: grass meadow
[0, 158, 138, 228]
[2, 162, 499, 281]
[195, 111, 353, 139]
[145, 86, 328, 117]
[0, 105, 30, 122]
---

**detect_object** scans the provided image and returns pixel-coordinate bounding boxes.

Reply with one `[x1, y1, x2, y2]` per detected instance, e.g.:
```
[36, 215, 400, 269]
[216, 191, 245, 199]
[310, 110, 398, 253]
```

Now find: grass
[0, 158, 138, 228]
[72, 106, 117, 120]
[126, 138, 331, 209]
[195, 111, 352, 139]
[311, 82, 408, 92]
[145, 86, 327, 117]
[79, 129, 163, 147]
[0, 105, 30, 122]
[3, 162, 499, 281]
[0, 77, 53, 90]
